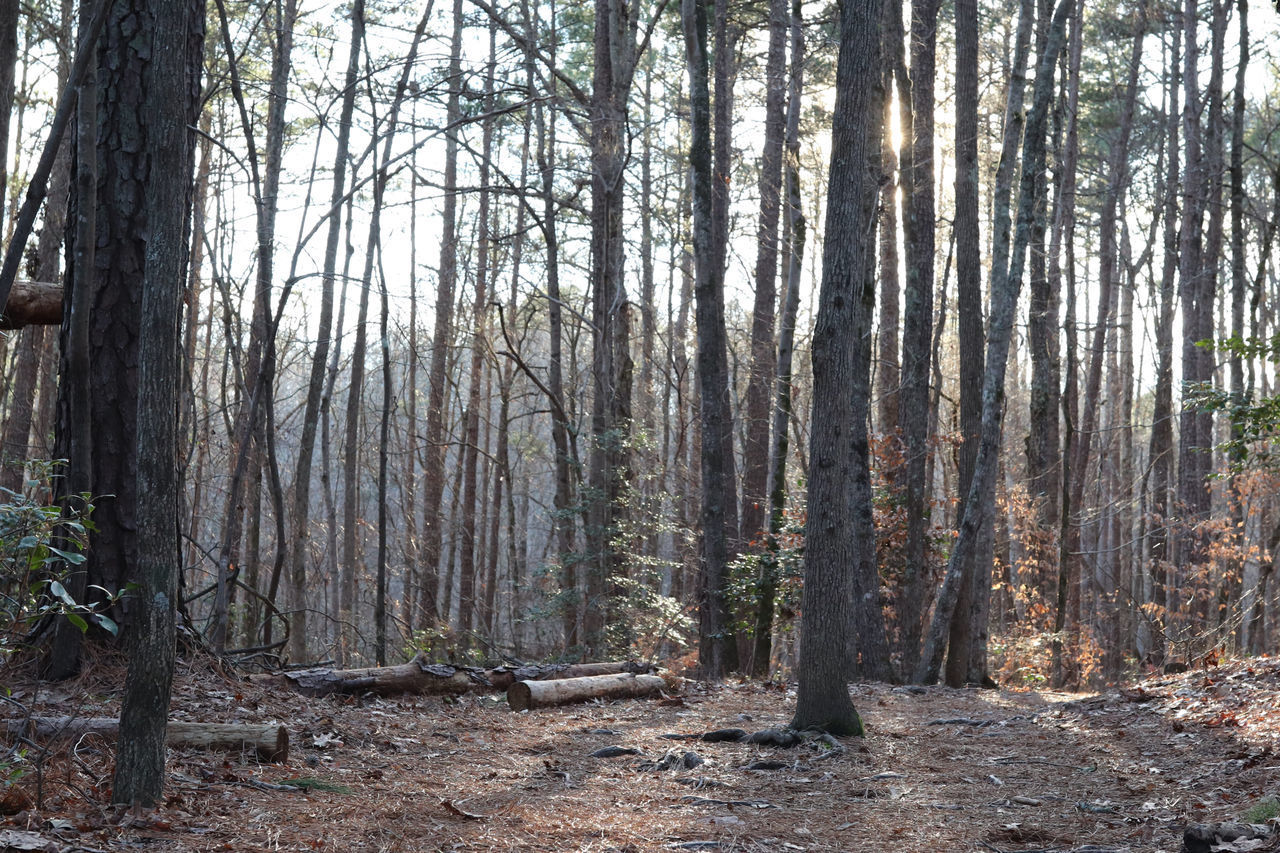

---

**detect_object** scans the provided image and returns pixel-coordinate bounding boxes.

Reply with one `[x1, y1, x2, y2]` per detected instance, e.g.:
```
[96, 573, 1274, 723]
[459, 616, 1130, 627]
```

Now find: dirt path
[5, 659, 1280, 851]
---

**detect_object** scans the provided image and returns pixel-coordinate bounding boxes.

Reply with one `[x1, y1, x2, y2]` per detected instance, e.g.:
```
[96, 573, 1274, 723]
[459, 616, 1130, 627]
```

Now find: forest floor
[4, 655, 1280, 852]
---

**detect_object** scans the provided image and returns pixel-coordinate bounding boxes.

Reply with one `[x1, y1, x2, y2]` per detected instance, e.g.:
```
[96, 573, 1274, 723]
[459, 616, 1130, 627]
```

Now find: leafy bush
[0, 478, 120, 658]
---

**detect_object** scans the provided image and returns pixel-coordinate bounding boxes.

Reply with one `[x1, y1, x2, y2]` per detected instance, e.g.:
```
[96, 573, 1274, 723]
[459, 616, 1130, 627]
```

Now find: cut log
[4, 717, 288, 763]
[253, 653, 488, 698]
[484, 660, 654, 690]
[0, 280, 61, 328]
[507, 673, 667, 711]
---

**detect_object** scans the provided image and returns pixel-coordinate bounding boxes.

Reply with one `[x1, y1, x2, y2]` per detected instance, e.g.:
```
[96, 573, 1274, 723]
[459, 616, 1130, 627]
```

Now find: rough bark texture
[791, 0, 884, 735]
[583, 0, 639, 656]
[113, 0, 204, 807]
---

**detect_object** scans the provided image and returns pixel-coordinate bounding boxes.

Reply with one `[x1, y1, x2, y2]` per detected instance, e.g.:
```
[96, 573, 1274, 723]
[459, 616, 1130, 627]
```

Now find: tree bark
[113, 0, 204, 806]
[791, 0, 885, 735]
[1146, 13, 1182, 663]
[11, 719, 288, 763]
[943, 0, 991, 688]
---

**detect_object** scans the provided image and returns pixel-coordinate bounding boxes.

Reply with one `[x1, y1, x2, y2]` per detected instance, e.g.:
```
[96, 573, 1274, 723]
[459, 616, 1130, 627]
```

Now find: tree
[112, 0, 205, 806]
[285, 0, 360, 662]
[900, 0, 939, 678]
[941, 0, 985, 688]
[684, 0, 737, 679]
[420, 0, 465, 628]
[791, 0, 885, 734]
[915, 0, 1073, 685]
[741, 0, 788, 547]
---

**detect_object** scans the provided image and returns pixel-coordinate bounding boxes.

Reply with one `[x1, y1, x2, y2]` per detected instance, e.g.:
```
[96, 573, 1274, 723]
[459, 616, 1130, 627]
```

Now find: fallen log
[5, 717, 288, 763]
[253, 653, 488, 698]
[255, 656, 654, 697]
[484, 660, 654, 691]
[0, 280, 61, 328]
[507, 672, 666, 711]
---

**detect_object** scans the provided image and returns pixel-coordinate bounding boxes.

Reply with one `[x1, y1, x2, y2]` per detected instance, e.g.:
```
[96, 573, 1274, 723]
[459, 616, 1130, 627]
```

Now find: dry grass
[4, 654, 1280, 851]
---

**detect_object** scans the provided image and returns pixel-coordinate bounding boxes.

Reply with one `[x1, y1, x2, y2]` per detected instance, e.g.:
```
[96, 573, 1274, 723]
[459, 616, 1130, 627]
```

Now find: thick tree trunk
[791, 0, 886, 735]
[113, 0, 204, 806]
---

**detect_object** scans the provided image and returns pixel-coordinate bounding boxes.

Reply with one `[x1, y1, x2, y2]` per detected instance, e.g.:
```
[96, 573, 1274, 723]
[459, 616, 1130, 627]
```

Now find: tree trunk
[791, 0, 885, 735]
[1146, 13, 1182, 664]
[284, 0, 358, 663]
[897, 0, 940, 676]
[943, 0, 993, 689]
[45, 0, 103, 680]
[113, 0, 203, 806]
[419, 0, 465, 630]
[582, 0, 638, 657]
[684, 0, 736, 679]
[741, 0, 787, 545]
[12, 718, 286, 763]
[754, 0, 805, 678]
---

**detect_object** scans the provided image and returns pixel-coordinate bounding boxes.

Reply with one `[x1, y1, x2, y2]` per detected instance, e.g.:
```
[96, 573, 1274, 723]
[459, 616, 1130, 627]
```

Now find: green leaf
[91, 613, 119, 636]
[48, 580, 75, 606]
[16, 535, 37, 550]
[46, 546, 86, 566]
[64, 612, 87, 633]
